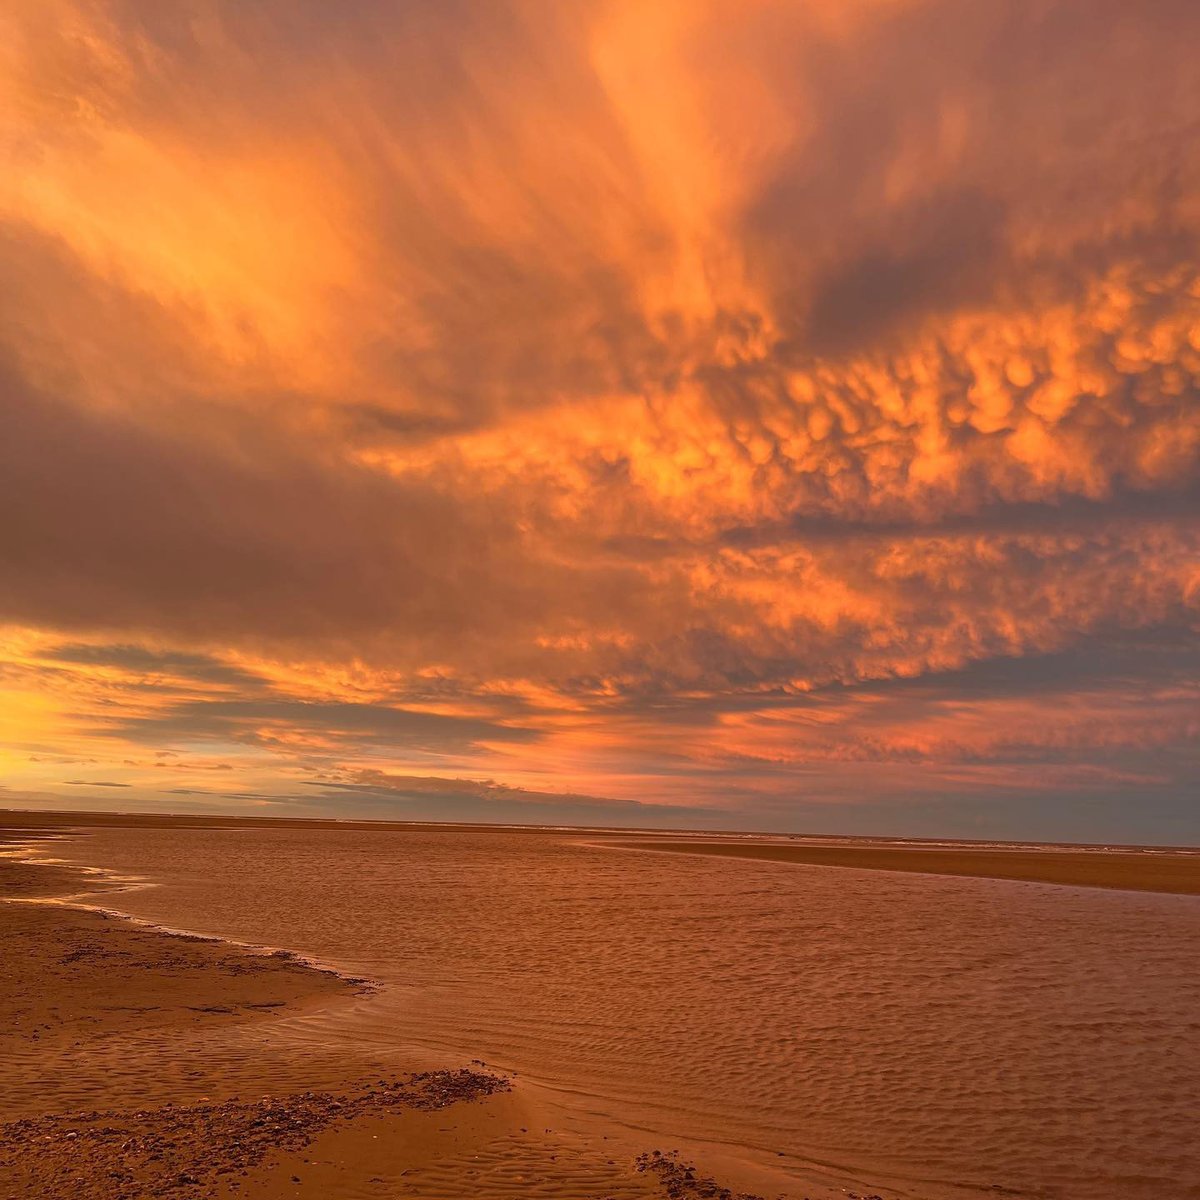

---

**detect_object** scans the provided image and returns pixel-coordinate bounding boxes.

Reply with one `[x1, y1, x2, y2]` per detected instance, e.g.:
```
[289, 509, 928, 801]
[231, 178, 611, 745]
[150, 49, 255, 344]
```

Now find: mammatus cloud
[1, 1, 1197, 840]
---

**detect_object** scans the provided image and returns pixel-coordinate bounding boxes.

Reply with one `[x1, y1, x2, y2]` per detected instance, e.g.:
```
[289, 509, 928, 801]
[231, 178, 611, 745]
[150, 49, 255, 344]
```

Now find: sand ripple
[45, 826, 1200, 1200]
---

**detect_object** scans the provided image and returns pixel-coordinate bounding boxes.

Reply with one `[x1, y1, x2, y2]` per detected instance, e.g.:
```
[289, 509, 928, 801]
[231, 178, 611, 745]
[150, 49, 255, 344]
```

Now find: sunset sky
[2, 1, 1198, 841]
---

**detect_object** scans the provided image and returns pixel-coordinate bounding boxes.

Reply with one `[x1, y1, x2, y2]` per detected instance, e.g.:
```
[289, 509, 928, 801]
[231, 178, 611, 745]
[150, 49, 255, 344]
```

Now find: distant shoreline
[600, 838, 1200, 895]
[4, 805, 1197, 854]
[6, 806, 1200, 895]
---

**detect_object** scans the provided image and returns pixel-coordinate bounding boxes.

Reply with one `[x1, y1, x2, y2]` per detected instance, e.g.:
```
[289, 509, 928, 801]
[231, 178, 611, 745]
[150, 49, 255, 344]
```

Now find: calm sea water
[37, 826, 1200, 1199]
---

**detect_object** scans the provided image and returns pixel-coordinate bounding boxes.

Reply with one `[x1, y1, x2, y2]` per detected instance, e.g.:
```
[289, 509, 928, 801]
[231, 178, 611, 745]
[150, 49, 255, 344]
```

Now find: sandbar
[605, 838, 1200, 894]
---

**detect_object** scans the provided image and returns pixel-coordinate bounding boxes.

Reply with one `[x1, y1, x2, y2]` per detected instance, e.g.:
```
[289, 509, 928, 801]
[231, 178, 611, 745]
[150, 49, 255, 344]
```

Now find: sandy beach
[4, 811, 1198, 1200]
[0, 826, 504, 1199]
[0, 819, 809, 1200]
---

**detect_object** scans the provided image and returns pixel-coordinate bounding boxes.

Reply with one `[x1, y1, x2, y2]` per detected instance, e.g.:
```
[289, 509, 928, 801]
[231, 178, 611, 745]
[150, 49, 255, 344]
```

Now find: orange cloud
[1, 0, 1198, 839]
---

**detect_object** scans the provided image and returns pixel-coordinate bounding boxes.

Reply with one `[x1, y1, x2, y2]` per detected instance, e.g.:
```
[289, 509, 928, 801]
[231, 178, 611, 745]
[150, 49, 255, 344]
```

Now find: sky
[1, 0, 1198, 842]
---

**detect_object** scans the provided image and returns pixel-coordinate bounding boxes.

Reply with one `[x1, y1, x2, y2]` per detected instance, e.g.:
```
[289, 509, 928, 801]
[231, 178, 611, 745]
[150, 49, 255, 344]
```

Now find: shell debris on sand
[0, 1070, 508, 1200]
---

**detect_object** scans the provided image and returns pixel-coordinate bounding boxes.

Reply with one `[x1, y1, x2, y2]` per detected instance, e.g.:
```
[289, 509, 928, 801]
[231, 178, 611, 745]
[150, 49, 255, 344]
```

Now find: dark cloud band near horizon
[1, 0, 1198, 842]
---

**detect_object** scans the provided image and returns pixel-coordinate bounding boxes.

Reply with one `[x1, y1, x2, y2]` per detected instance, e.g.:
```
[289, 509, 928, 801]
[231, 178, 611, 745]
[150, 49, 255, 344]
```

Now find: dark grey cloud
[739, 0, 1200, 354]
[802, 191, 1007, 356]
[714, 485, 1200, 550]
[0, 336, 609, 655]
[110, 698, 537, 754]
[44, 643, 266, 687]
[295, 770, 735, 829]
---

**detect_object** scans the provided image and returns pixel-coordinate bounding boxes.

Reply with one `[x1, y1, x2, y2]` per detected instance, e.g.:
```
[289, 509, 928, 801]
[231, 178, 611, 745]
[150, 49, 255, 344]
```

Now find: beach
[0, 828, 516, 1200]
[4, 812, 1199, 1200]
[0, 818, 821, 1200]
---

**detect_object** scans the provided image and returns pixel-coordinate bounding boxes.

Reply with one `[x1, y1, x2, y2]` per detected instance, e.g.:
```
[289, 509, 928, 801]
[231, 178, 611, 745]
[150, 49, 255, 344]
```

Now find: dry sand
[1, 821, 802, 1200]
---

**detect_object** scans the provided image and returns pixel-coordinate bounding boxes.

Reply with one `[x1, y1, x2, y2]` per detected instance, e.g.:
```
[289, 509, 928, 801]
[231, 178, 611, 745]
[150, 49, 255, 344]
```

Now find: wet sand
[606, 838, 1200, 894]
[0, 830, 505, 1200]
[8, 809, 1195, 1199]
[0, 834, 359, 1054]
[0, 821, 793, 1200]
